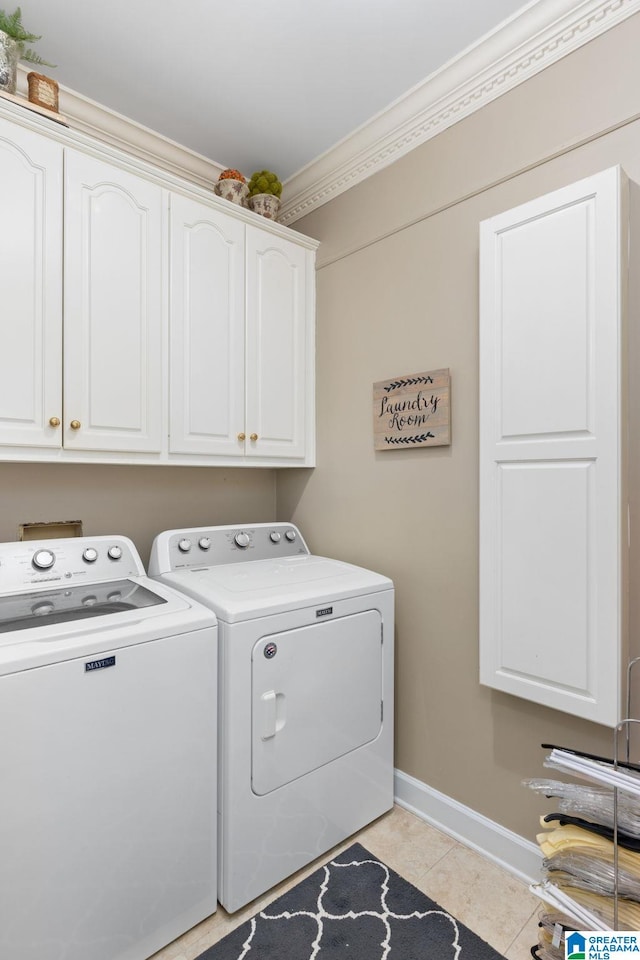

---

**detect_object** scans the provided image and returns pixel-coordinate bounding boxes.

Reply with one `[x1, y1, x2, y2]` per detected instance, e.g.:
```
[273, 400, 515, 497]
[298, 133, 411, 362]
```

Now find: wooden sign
[373, 368, 451, 450]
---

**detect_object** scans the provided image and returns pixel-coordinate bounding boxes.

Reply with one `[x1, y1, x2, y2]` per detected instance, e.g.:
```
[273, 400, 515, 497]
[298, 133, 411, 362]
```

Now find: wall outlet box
[19, 520, 83, 540]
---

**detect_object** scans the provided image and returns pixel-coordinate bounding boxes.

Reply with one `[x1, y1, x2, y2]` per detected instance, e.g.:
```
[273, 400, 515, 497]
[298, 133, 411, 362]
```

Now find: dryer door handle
[259, 690, 286, 740]
[260, 690, 277, 740]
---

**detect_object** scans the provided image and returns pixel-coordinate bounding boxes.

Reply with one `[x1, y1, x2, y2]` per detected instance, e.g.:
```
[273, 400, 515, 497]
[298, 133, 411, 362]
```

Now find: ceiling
[18, 0, 533, 183]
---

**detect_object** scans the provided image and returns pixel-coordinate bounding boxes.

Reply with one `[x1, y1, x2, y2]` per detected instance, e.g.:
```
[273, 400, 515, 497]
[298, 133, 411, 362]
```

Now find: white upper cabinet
[169, 202, 315, 466]
[63, 150, 164, 453]
[0, 118, 62, 447]
[169, 194, 245, 457]
[479, 166, 630, 726]
[0, 103, 317, 466]
[245, 227, 309, 461]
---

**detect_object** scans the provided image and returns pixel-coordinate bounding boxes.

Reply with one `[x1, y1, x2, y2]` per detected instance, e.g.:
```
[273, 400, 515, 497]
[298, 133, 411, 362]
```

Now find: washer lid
[0, 576, 217, 676]
[157, 554, 393, 621]
[0, 579, 166, 634]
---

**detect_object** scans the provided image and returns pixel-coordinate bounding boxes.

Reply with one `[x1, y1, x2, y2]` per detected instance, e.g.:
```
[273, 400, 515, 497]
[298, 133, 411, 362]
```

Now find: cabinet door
[479, 167, 624, 725]
[63, 150, 164, 453]
[169, 194, 245, 456]
[245, 227, 309, 460]
[0, 119, 62, 448]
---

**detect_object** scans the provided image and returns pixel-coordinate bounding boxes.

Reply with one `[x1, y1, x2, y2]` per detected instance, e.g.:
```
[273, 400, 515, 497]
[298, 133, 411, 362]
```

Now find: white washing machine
[148, 522, 394, 913]
[0, 535, 218, 960]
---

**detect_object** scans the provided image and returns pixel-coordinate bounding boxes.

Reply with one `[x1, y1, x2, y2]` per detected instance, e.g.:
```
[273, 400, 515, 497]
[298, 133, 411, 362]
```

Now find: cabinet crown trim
[2, 76, 319, 251]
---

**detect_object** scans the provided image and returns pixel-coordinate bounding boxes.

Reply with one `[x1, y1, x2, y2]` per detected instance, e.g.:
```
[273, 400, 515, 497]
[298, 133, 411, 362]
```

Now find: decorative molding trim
[12, 0, 640, 225]
[394, 768, 542, 884]
[15, 65, 226, 191]
[280, 0, 640, 225]
[0, 91, 319, 253]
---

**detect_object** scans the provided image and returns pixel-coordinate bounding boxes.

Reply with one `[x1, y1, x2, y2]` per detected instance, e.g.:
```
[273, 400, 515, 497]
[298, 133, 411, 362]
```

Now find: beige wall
[277, 14, 640, 840]
[4, 13, 640, 845]
[0, 463, 276, 567]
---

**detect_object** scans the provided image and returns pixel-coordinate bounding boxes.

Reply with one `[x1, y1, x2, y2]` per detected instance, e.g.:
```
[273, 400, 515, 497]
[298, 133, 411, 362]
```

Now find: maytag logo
[85, 656, 116, 673]
[316, 606, 333, 618]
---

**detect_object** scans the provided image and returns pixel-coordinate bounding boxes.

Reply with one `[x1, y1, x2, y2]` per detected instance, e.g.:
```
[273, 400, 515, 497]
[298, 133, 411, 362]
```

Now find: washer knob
[198, 537, 212, 551]
[32, 600, 54, 616]
[178, 539, 192, 553]
[32, 549, 55, 570]
[83, 548, 98, 563]
[285, 530, 297, 542]
[270, 531, 281, 543]
[108, 545, 123, 560]
[234, 532, 250, 549]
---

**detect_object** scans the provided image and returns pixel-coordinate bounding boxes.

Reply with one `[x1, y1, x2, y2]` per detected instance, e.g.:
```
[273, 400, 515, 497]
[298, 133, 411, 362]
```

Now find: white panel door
[251, 611, 383, 796]
[169, 194, 245, 455]
[479, 167, 623, 725]
[63, 150, 164, 452]
[0, 119, 62, 447]
[245, 226, 307, 459]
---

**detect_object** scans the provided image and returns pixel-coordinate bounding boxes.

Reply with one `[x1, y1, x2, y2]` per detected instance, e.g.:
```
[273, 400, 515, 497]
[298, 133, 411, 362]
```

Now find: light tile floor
[150, 804, 541, 960]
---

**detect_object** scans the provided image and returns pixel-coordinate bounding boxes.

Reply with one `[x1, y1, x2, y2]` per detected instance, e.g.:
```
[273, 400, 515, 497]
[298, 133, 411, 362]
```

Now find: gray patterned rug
[196, 842, 505, 959]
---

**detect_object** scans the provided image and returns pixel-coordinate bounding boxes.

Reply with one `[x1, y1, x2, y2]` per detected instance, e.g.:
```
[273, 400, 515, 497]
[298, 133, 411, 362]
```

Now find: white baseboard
[394, 768, 542, 885]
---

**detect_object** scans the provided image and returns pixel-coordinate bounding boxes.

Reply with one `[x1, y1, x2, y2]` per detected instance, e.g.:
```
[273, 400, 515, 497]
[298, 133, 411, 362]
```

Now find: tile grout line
[502, 903, 541, 959]
[410, 838, 463, 886]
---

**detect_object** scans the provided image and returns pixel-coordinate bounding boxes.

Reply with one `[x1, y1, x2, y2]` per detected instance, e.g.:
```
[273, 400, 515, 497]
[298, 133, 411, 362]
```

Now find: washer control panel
[0, 536, 144, 592]
[157, 523, 310, 571]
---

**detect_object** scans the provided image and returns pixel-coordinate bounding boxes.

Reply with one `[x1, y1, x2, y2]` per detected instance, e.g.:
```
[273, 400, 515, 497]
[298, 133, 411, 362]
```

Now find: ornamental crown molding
[279, 0, 640, 225]
[15, 65, 225, 191]
[13, 0, 640, 223]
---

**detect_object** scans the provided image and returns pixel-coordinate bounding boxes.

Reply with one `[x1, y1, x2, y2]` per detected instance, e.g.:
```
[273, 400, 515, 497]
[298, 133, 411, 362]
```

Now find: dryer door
[251, 610, 383, 796]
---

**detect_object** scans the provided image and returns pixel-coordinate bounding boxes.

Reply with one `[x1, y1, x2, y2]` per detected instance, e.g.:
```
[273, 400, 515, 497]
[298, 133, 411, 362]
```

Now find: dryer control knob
[108, 545, 123, 560]
[270, 531, 281, 543]
[198, 537, 211, 551]
[234, 532, 250, 549]
[83, 548, 98, 563]
[32, 549, 55, 570]
[285, 530, 297, 542]
[178, 539, 192, 553]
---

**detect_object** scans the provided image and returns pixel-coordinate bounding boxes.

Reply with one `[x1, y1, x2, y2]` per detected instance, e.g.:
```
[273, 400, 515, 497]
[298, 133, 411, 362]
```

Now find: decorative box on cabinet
[479, 166, 639, 726]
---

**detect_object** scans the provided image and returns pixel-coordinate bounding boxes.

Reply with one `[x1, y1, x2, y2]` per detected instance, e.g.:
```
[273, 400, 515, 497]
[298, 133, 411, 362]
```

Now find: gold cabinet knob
[70, 420, 81, 430]
[250, 433, 258, 442]
[237, 432, 246, 441]
[48, 416, 61, 427]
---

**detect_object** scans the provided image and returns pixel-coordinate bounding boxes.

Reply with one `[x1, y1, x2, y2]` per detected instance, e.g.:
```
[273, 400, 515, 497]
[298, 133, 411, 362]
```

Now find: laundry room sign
[373, 368, 450, 450]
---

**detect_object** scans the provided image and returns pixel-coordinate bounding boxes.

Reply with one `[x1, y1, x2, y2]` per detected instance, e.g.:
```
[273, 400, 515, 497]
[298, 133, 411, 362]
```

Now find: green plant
[0, 7, 55, 66]
[248, 170, 282, 198]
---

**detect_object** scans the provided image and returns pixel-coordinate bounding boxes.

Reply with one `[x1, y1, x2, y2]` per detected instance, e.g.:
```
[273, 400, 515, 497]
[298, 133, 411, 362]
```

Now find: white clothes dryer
[148, 522, 394, 913]
[0, 535, 218, 960]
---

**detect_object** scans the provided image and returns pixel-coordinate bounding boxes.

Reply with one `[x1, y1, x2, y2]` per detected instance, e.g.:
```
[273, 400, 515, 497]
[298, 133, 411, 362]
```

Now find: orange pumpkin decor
[218, 168, 246, 183]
